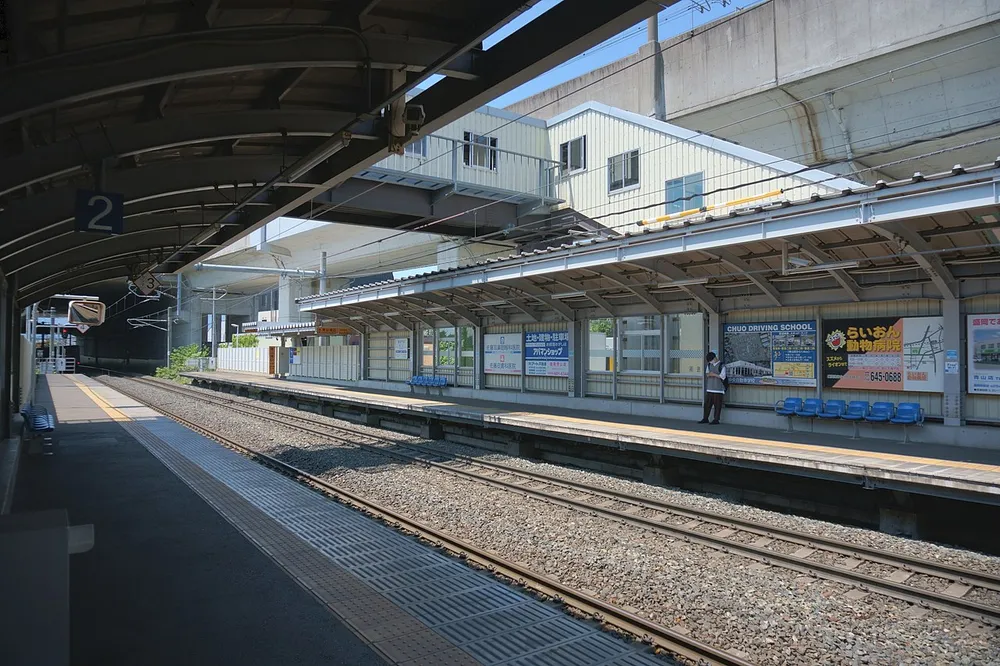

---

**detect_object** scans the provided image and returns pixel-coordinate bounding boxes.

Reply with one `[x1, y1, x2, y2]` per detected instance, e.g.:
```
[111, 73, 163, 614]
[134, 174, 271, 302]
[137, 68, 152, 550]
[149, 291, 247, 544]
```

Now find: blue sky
[482, 0, 745, 108]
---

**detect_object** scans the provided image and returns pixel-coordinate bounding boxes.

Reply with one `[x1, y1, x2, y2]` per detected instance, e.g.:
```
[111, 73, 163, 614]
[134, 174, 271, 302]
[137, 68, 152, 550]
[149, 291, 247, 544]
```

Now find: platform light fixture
[785, 260, 860, 275]
[349, 316, 365, 321]
[656, 277, 710, 287]
[382, 311, 401, 317]
[480, 300, 507, 306]
[285, 131, 352, 182]
[425, 306, 447, 312]
[551, 291, 587, 299]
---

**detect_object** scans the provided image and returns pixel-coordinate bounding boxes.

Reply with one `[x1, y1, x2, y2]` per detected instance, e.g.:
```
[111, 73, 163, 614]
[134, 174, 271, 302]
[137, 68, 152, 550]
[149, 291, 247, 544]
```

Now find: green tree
[231, 333, 259, 348]
[589, 318, 613, 336]
[155, 344, 209, 382]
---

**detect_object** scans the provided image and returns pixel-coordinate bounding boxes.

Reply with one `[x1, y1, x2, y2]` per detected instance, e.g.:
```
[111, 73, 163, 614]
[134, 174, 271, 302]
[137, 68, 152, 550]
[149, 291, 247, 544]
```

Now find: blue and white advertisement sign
[484, 333, 522, 375]
[723, 321, 817, 387]
[525, 331, 569, 377]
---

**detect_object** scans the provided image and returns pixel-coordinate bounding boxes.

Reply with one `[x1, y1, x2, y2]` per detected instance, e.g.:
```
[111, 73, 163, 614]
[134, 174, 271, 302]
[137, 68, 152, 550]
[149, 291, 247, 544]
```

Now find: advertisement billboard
[525, 331, 569, 377]
[484, 333, 522, 375]
[393, 337, 410, 360]
[722, 321, 817, 386]
[968, 314, 1000, 395]
[822, 316, 944, 392]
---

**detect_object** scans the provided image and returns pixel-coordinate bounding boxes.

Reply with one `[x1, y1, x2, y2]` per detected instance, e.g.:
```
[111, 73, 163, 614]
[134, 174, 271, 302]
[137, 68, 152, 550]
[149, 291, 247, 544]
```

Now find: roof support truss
[870, 223, 960, 300]
[707, 247, 782, 307]
[585, 266, 664, 313]
[791, 237, 862, 302]
[623, 258, 719, 315]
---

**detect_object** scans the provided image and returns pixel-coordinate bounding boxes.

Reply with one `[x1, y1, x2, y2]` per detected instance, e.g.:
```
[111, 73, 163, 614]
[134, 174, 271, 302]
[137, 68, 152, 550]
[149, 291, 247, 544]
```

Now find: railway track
[97, 375, 752, 666]
[115, 375, 1000, 627]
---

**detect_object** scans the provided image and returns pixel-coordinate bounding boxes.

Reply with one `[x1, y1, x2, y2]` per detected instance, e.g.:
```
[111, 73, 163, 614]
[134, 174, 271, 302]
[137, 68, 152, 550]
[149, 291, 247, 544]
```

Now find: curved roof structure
[0, 0, 662, 306]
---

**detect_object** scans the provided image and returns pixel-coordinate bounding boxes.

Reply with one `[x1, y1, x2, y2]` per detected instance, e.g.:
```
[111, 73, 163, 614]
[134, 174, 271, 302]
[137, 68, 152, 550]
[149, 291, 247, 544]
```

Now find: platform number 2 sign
[75, 190, 124, 234]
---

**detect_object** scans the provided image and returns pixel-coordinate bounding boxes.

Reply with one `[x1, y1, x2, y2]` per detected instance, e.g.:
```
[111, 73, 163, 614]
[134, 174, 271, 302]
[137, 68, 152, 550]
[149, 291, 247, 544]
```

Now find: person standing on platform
[699, 351, 727, 425]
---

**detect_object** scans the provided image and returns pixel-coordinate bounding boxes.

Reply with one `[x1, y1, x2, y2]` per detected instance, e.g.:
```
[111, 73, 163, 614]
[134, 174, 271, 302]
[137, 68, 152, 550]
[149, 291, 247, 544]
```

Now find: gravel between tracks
[101, 376, 1000, 666]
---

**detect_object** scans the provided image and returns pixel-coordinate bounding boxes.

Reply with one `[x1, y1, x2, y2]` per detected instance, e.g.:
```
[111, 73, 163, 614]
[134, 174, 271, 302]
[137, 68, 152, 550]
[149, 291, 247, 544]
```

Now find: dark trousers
[702, 392, 724, 422]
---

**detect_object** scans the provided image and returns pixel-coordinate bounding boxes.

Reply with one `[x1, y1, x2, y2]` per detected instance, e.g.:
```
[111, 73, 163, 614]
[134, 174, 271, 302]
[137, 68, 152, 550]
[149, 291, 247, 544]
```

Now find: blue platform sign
[75, 190, 124, 234]
[525, 330, 569, 377]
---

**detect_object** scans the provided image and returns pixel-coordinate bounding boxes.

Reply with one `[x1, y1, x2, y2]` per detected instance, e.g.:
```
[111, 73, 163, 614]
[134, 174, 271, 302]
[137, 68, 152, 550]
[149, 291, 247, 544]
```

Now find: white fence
[216, 347, 268, 374]
[289, 345, 360, 381]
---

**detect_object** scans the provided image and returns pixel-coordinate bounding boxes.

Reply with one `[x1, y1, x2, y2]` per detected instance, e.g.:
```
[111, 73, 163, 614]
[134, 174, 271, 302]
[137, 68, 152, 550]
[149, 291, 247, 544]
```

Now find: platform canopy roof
[298, 162, 1000, 330]
[0, 0, 663, 306]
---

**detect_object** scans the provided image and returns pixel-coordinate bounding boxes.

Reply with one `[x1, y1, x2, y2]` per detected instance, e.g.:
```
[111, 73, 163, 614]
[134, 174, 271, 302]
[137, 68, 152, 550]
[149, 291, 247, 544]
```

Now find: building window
[667, 313, 704, 375]
[666, 172, 705, 214]
[619, 316, 661, 373]
[404, 136, 428, 157]
[559, 136, 586, 174]
[437, 327, 457, 366]
[588, 318, 614, 371]
[459, 327, 475, 368]
[608, 149, 640, 192]
[422, 328, 434, 368]
[463, 131, 498, 170]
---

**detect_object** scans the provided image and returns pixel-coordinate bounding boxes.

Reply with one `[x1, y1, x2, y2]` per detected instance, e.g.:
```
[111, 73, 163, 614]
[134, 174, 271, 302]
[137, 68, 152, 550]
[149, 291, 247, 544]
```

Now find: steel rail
[123, 376, 1000, 626]
[108, 377, 752, 666]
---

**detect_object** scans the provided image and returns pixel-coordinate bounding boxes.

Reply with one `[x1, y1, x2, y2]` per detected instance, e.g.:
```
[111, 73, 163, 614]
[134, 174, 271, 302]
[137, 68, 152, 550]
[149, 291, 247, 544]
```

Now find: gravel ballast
[100, 376, 1000, 666]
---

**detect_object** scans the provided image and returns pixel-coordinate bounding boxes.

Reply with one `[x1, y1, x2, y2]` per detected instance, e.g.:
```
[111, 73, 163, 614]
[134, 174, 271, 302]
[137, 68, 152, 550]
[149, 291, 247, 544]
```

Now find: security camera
[404, 104, 425, 131]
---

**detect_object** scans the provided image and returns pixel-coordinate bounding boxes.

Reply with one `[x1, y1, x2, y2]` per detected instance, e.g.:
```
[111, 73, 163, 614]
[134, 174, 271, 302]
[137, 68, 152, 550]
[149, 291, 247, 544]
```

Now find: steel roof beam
[624, 258, 720, 315]
[585, 266, 664, 313]
[507, 279, 575, 321]
[0, 29, 479, 125]
[870, 223, 960, 300]
[550, 276, 617, 317]
[452, 293, 510, 324]
[791, 237, 862, 302]
[19, 267, 137, 307]
[411, 292, 480, 326]
[7, 222, 206, 277]
[176, 0, 660, 274]
[0, 155, 297, 260]
[470, 285, 541, 322]
[0, 111, 365, 197]
[396, 297, 459, 327]
[707, 247, 782, 307]
[15, 232, 196, 288]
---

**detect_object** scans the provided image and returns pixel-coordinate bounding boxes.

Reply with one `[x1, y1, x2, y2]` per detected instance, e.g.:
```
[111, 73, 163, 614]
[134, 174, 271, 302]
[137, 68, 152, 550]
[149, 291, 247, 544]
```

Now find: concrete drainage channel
[207, 380, 1000, 556]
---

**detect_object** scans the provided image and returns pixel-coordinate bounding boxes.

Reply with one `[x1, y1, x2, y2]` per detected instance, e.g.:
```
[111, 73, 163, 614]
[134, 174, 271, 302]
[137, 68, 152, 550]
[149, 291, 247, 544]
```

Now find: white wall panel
[547, 108, 841, 233]
[217, 347, 269, 374]
[291, 346, 360, 381]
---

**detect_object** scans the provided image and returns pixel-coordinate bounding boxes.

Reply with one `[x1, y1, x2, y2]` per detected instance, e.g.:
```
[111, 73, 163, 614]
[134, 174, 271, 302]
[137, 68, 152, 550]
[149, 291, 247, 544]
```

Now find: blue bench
[775, 398, 924, 441]
[20, 403, 55, 454]
[408, 375, 448, 394]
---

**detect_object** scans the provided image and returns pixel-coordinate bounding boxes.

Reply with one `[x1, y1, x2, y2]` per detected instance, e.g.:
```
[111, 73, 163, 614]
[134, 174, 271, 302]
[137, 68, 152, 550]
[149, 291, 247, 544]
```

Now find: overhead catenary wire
[297, 30, 1000, 270]
[290, 131, 1000, 283]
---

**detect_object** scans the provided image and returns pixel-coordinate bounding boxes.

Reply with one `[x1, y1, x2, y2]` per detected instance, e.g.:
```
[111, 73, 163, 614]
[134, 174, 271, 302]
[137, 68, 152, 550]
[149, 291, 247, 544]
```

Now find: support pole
[210, 286, 217, 359]
[942, 298, 962, 427]
[647, 16, 666, 122]
[1, 276, 10, 439]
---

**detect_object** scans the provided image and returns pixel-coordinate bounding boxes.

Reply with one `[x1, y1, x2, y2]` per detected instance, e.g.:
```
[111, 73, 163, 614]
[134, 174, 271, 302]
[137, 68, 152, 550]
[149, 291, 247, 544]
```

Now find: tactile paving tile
[110, 398, 664, 666]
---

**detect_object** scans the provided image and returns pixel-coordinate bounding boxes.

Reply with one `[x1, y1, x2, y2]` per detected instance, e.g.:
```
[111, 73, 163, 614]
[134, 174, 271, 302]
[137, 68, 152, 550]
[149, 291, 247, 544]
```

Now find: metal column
[942, 298, 963, 426]
[0, 276, 10, 439]
[474, 325, 484, 390]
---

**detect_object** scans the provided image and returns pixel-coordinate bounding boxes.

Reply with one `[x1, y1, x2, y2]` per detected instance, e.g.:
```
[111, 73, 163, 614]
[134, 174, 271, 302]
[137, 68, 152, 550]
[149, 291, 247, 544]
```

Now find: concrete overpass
[506, 0, 1000, 181]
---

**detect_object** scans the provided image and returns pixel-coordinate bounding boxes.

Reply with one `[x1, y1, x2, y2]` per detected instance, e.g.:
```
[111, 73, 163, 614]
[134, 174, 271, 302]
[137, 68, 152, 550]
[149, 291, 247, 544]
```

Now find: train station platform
[183, 372, 1000, 512]
[5, 374, 663, 666]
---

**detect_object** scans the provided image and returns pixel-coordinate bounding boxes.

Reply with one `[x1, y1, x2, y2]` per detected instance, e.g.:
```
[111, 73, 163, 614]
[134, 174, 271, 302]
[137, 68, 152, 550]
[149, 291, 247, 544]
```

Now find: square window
[559, 136, 586, 174]
[666, 172, 705, 214]
[463, 131, 498, 171]
[404, 136, 427, 157]
[609, 149, 640, 192]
